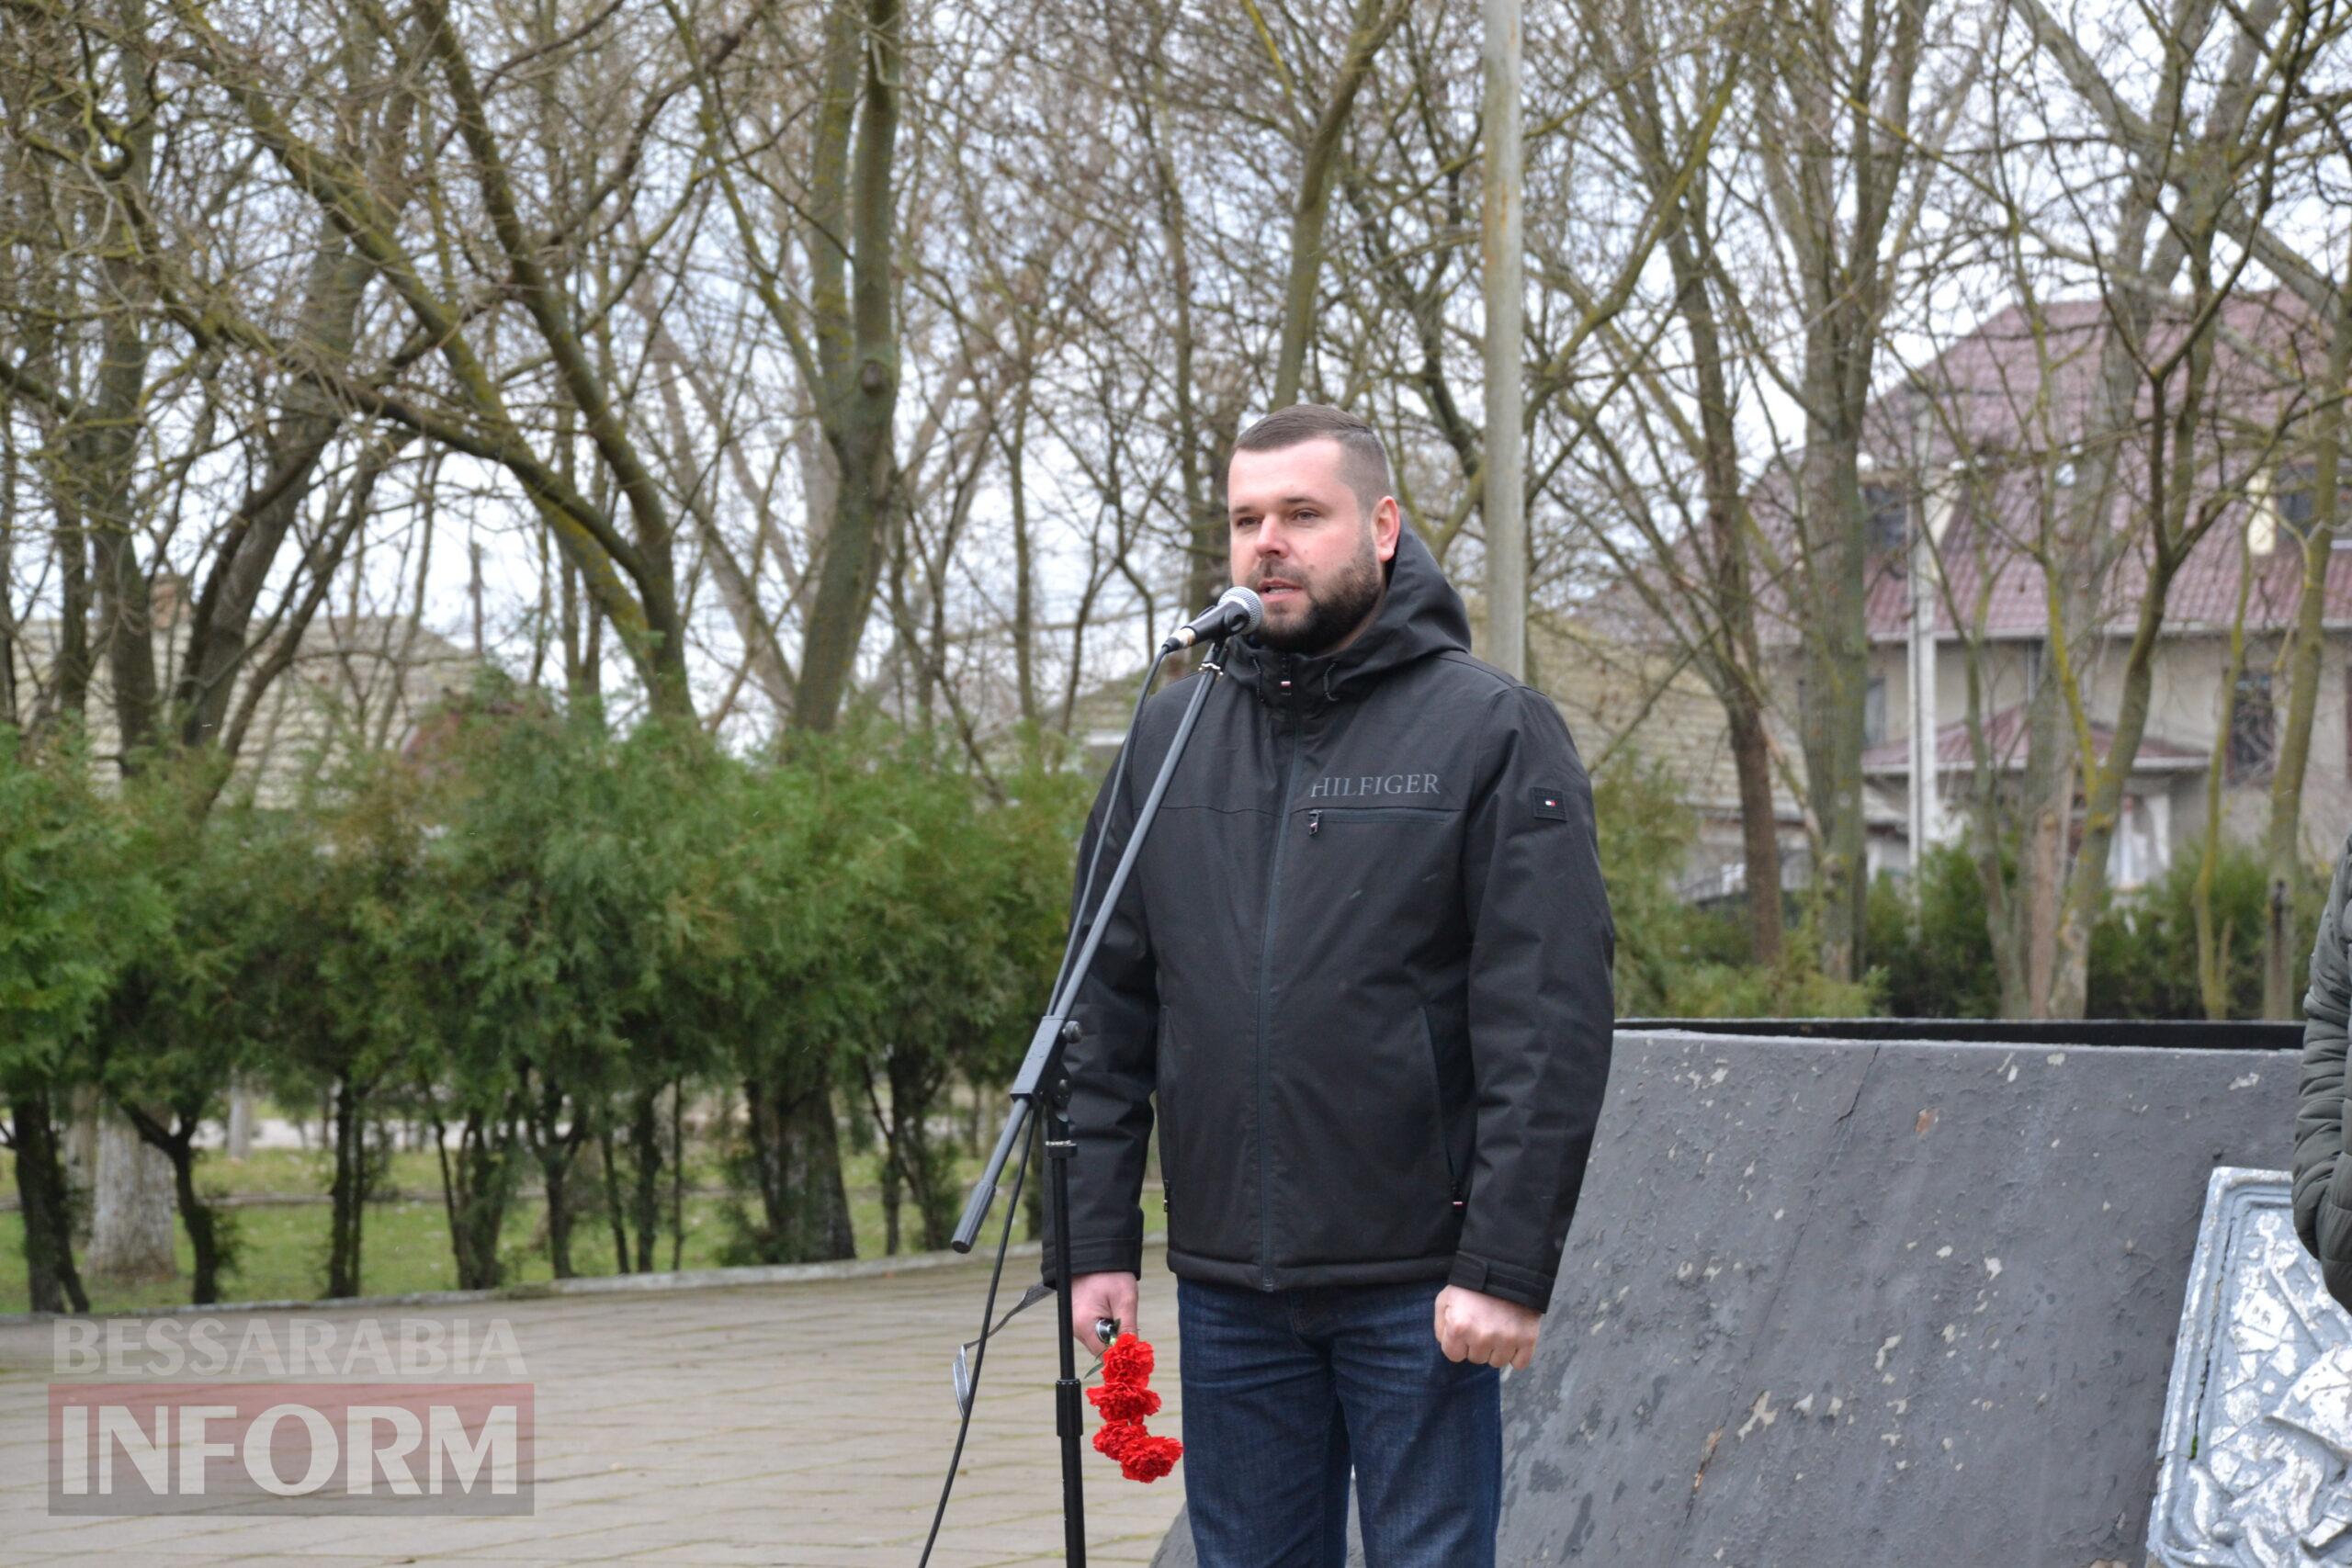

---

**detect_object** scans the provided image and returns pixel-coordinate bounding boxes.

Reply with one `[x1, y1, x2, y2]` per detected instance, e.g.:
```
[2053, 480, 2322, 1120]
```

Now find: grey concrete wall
[1152, 1028, 2300, 1567]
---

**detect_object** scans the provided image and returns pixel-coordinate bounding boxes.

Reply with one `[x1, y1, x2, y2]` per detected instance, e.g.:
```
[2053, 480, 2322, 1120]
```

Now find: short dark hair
[1232, 404, 1392, 519]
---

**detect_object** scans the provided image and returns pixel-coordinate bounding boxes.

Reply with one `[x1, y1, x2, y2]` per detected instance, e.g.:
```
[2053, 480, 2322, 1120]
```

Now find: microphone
[1161, 586, 1264, 652]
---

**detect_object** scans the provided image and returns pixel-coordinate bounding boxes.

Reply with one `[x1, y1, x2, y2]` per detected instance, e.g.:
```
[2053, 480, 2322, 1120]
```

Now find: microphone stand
[948, 637, 1234, 1567]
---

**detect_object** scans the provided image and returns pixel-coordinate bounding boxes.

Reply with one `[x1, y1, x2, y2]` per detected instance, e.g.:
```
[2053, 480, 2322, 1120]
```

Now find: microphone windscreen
[1220, 584, 1264, 636]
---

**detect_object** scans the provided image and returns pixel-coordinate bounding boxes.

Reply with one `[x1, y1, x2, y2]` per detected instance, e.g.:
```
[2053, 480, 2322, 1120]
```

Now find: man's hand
[1069, 1270, 1139, 1356]
[1434, 1284, 1540, 1371]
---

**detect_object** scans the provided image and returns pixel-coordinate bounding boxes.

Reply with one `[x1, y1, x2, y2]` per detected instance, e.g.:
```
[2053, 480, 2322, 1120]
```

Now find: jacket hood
[1227, 526, 1472, 706]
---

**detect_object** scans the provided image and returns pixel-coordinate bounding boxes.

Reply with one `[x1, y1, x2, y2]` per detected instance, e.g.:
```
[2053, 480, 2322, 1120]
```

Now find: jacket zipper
[1256, 661, 1305, 1291]
[1307, 806, 1451, 835]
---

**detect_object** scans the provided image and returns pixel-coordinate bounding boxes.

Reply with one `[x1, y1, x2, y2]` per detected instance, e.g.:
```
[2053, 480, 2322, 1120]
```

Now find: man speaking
[1052, 403, 1615, 1566]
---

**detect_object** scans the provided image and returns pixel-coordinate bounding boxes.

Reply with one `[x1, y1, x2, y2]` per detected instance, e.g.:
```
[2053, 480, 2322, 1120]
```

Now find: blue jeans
[1175, 1275, 1501, 1568]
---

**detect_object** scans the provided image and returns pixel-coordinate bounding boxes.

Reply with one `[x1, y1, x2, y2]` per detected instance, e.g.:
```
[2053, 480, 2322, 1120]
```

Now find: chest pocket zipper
[1306, 806, 1452, 836]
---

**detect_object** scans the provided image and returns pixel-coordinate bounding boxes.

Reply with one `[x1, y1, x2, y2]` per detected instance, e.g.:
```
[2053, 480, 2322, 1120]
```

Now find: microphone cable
[915, 1126, 1030, 1568]
[915, 646, 1177, 1563]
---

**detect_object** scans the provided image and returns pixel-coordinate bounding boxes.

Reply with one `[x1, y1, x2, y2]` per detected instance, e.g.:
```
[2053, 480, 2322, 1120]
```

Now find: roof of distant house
[1598, 290, 2346, 649]
[1860, 702, 2208, 777]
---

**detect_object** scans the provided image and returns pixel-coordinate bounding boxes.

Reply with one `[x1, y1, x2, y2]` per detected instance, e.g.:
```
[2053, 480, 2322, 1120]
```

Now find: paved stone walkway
[0, 1247, 1187, 1566]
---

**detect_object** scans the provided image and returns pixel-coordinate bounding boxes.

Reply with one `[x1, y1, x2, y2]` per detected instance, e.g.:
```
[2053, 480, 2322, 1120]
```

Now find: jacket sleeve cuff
[1041, 1237, 1144, 1288]
[2297, 1162, 2334, 1259]
[1448, 1251, 1555, 1313]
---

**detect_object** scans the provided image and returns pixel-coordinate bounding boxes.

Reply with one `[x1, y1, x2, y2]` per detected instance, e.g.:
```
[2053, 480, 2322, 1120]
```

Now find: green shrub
[1864, 832, 2332, 1021]
[1595, 756, 1872, 1019]
[0, 727, 168, 1310]
[1866, 845, 2001, 1020]
[2087, 837, 2329, 1021]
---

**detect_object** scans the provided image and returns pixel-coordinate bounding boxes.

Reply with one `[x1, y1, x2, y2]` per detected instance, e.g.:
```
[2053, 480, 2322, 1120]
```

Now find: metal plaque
[2150, 1167, 2352, 1565]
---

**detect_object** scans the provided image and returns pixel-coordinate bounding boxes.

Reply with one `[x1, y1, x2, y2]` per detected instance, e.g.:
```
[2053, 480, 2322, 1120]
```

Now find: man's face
[1227, 438, 1401, 656]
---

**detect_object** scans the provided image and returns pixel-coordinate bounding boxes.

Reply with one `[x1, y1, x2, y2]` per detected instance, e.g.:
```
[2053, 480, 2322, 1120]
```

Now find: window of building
[2273, 460, 2319, 533]
[1864, 485, 1907, 554]
[1863, 676, 1888, 748]
[2108, 795, 2167, 891]
[2228, 671, 2276, 784]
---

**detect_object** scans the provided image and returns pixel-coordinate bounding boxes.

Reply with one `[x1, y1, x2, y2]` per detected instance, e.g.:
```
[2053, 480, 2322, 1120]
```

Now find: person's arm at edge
[2294, 832, 2352, 1260]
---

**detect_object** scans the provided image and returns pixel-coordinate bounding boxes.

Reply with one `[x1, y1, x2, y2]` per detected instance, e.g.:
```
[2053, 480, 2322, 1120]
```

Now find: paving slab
[0, 1244, 1185, 1565]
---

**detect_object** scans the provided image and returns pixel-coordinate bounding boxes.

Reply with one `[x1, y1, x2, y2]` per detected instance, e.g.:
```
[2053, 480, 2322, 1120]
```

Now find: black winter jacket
[1050, 529, 1616, 1312]
[2295, 827, 2352, 1309]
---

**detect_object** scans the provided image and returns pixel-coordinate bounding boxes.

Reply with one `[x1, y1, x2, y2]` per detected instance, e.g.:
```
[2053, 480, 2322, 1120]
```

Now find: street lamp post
[1482, 0, 1525, 681]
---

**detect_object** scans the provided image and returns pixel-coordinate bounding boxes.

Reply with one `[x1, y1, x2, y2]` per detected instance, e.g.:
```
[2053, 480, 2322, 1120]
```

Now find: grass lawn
[0, 1138, 1164, 1314]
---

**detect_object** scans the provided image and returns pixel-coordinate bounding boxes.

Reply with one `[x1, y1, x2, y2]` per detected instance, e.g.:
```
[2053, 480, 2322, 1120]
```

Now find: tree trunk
[1004, 383, 1041, 747]
[86, 1105, 175, 1282]
[50, 502, 94, 727]
[1726, 699, 1786, 961]
[112, 1100, 234, 1307]
[325, 1075, 368, 1297]
[433, 1099, 520, 1292]
[1125, 18, 1226, 622]
[629, 1087, 662, 1274]
[743, 1069, 855, 1264]
[2263, 283, 2350, 1015]
[8, 1087, 89, 1313]
[791, 0, 903, 735]
[1798, 432, 1871, 982]
[599, 1119, 631, 1273]
[225, 1081, 253, 1161]
[543, 1150, 576, 1280]
[175, 241, 370, 749]
[2196, 535, 2256, 1020]
[81, 97, 161, 771]
[1270, 0, 1407, 408]
[670, 1084, 687, 1273]
[1750, 0, 1928, 982]
[161, 1134, 225, 1306]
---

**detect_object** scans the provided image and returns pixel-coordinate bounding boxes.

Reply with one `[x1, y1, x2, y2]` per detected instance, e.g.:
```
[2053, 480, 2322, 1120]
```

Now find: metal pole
[1047, 1077, 1087, 1566]
[1908, 490, 1938, 859]
[1906, 402, 1944, 862]
[1482, 0, 1525, 681]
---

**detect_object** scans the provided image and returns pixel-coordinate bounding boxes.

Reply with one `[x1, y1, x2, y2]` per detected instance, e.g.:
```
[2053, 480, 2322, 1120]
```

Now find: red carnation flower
[1091, 1336, 1182, 1483]
[1102, 1337, 1156, 1384]
[1118, 1431, 1182, 1483]
[1086, 1381, 1162, 1423]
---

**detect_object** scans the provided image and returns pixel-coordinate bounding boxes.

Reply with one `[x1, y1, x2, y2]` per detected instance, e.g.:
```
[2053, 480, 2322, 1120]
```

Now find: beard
[1253, 527, 1385, 655]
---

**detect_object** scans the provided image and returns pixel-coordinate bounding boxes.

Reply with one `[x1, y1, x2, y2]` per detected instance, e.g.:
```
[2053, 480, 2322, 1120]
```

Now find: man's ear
[1374, 495, 1402, 563]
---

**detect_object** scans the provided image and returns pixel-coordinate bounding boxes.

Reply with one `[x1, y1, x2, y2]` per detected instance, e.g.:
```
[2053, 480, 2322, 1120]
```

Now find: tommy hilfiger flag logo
[1532, 787, 1567, 821]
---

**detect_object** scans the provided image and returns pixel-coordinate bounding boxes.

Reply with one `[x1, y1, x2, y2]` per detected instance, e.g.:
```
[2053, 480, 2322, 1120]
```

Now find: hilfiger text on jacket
[1302, 773, 1442, 800]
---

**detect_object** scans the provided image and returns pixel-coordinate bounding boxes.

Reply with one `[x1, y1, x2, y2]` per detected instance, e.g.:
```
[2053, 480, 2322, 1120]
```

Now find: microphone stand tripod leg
[1047, 1074, 1087, 1566]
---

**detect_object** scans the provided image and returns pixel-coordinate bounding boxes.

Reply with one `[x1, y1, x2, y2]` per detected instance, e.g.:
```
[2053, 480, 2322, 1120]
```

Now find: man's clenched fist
[1434, 1284, 1540, 1370]
[1069, 1270, 1139, 1356]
